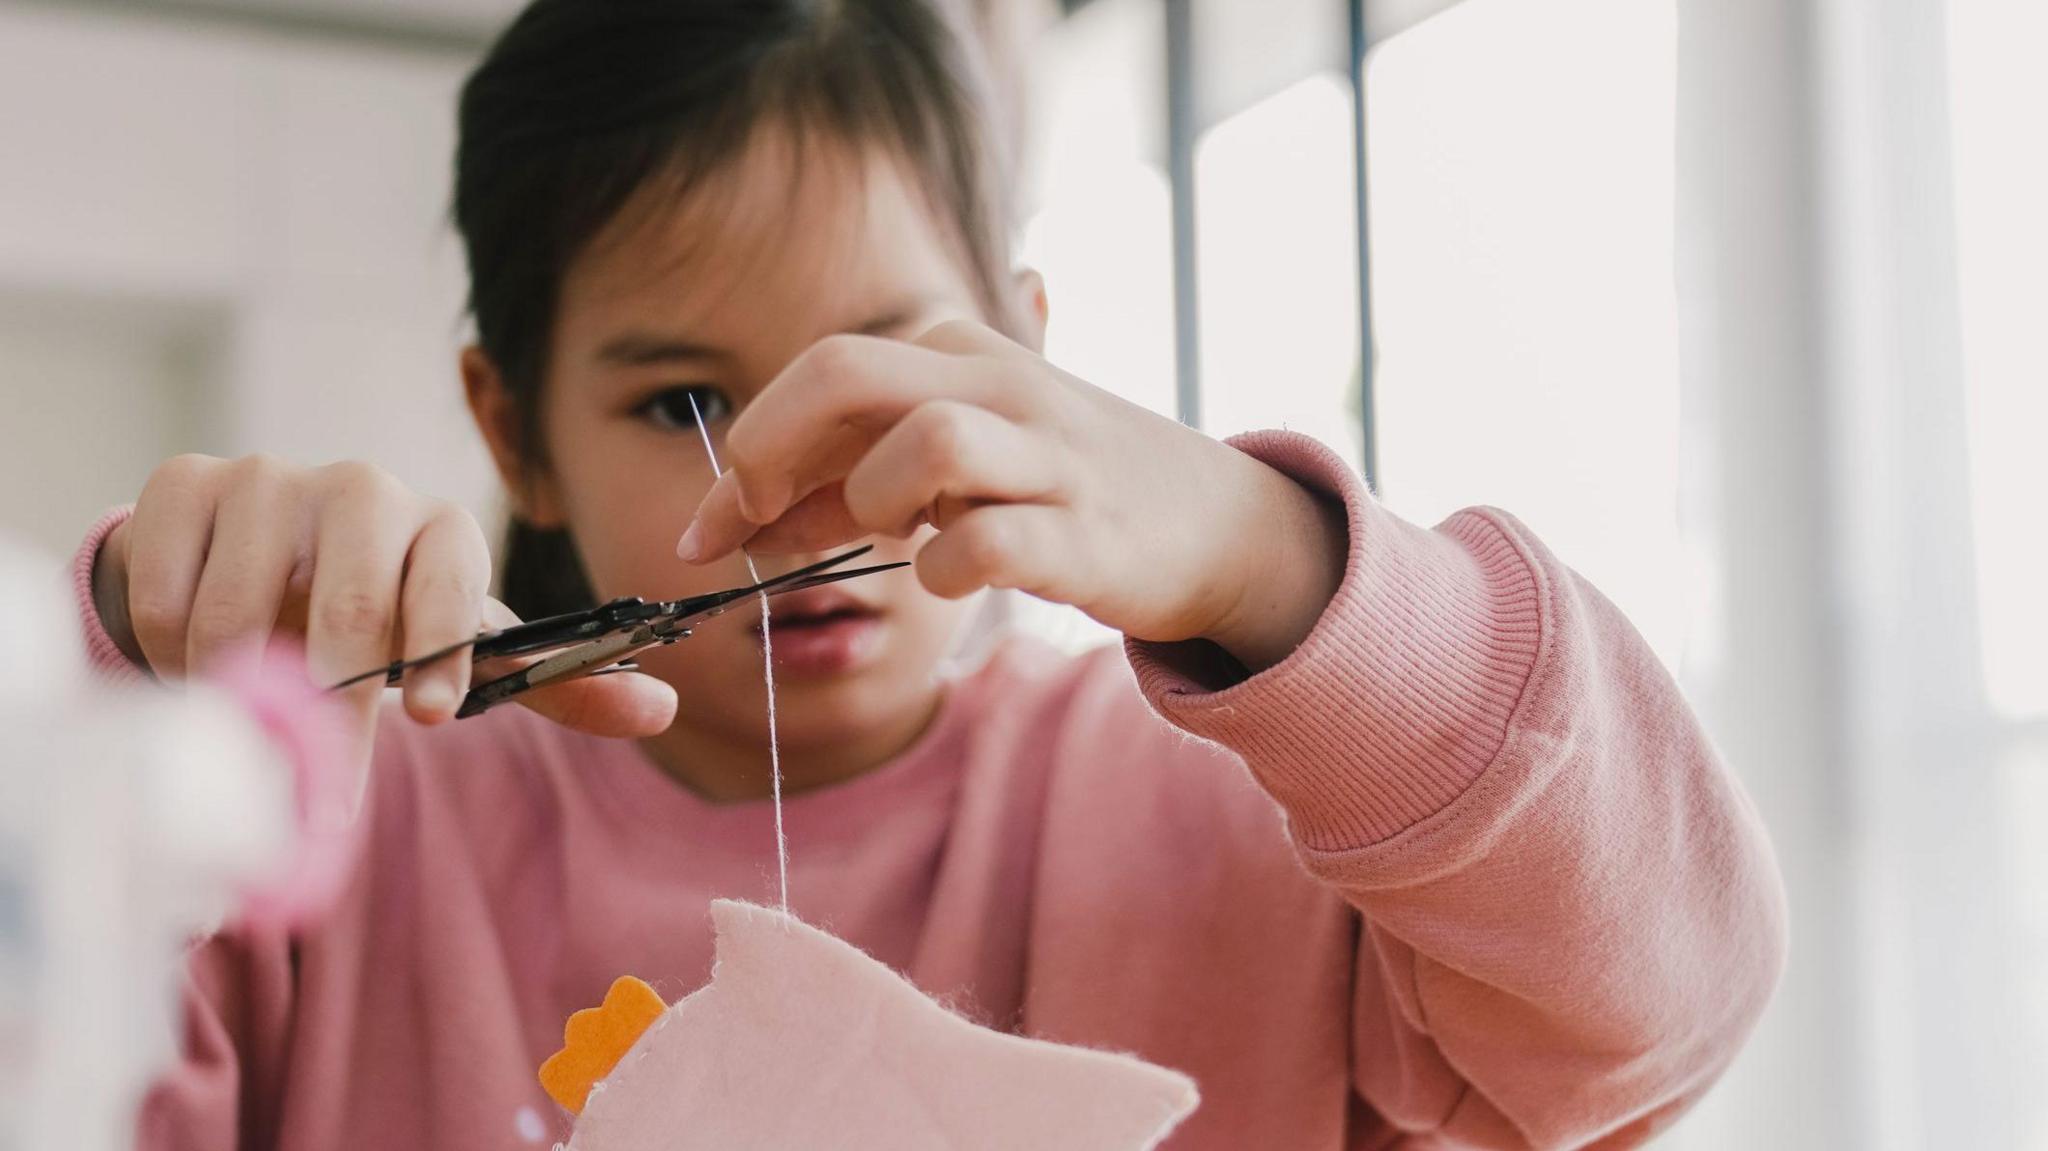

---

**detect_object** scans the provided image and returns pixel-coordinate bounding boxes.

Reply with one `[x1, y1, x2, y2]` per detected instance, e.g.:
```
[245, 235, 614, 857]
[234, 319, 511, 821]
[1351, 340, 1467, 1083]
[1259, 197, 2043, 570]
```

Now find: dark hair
[453, 0, 1021, 620]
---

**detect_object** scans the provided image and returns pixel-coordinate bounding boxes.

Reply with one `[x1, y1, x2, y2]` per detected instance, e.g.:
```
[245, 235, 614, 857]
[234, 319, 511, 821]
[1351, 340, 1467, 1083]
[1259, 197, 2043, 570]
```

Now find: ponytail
[498, 517, 596, 622]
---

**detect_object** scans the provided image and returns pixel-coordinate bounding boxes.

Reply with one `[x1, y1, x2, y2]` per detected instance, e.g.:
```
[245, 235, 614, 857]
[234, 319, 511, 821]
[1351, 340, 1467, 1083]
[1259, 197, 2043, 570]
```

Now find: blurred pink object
[205, 641, 360, 929]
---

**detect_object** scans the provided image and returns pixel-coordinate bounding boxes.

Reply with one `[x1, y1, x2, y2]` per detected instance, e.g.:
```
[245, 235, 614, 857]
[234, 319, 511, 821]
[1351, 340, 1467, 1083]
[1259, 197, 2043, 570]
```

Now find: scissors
[329, 545, 908, 719]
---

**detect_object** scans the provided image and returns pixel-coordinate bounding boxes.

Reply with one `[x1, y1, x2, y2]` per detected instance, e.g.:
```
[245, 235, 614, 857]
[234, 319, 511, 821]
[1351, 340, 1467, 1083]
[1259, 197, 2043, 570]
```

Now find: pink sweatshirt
[73, 432, 1785, 1150]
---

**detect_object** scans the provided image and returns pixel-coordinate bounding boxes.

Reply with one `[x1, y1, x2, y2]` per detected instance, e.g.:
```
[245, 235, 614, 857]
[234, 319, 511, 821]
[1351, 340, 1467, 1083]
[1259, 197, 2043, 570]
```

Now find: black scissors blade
[653, 545, 901, 623]
[453, 551, 911, 718]
[327, 599, 654, 691]
[327, 544, 908, 695]
[762, 562, 913, 598]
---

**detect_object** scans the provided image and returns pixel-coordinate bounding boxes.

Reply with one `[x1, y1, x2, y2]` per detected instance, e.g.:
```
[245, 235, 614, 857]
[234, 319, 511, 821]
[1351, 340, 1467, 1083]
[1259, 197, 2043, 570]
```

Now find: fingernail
[413, 676, 455, 716]
[676, 521, 703, 562]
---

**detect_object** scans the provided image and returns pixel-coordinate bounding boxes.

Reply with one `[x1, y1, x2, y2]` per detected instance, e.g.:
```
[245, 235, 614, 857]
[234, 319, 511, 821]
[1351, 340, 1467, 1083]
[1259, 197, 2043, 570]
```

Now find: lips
[754, 586, 880, 631]
[750, 585, 888, 677]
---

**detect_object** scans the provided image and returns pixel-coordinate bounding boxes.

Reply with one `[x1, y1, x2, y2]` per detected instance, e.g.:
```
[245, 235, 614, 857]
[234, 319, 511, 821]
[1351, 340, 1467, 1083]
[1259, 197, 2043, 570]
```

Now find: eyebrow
[597, 333, 725, 367]
[595, 298, 943, 367]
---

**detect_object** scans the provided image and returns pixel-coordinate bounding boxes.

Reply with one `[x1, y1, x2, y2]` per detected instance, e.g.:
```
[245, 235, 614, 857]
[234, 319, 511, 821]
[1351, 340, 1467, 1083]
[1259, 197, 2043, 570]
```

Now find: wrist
[91, 519, 146, 669]
[1201, 460, 1348, 672]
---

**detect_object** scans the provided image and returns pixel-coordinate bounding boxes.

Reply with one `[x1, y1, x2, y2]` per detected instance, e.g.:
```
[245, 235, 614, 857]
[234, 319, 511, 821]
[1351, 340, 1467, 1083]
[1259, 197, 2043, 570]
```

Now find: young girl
[76, 1, 1785, 1147]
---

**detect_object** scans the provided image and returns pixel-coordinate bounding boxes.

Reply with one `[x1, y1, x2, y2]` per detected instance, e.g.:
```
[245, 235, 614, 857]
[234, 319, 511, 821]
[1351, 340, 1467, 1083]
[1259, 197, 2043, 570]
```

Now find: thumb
[513, 673, 679, 738]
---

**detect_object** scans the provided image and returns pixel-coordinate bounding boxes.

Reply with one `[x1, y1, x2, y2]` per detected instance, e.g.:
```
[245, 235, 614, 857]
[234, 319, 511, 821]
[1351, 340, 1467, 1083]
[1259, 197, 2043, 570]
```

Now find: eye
[636, 386, 732, 431]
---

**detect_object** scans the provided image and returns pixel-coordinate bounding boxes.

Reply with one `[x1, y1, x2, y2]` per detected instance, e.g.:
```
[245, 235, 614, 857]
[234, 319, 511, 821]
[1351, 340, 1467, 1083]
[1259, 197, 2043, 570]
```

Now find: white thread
[687, 394, 790, 913]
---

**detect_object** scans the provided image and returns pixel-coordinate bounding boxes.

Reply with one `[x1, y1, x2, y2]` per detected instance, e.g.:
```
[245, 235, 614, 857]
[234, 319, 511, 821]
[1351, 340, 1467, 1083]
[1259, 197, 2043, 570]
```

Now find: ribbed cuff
[1126, 431, 1546, 851]
[70, 504, 151, 683]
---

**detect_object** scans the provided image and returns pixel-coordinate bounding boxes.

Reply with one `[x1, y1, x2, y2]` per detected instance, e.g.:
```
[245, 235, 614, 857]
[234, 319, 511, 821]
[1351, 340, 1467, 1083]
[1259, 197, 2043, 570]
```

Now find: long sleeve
[1127, 431, 1787, 1149]
[70, 505, 148, 684]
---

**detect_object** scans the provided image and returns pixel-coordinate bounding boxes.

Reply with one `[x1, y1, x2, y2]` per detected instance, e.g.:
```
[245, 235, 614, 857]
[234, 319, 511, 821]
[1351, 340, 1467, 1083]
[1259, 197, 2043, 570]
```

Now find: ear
[461, 346, 567, 528]
[1011, 268, 1049, 355]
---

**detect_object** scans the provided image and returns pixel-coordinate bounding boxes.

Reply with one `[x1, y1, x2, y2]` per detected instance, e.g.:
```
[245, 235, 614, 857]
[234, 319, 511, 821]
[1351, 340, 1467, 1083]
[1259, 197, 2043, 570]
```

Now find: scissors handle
[456, 624, 687, 718]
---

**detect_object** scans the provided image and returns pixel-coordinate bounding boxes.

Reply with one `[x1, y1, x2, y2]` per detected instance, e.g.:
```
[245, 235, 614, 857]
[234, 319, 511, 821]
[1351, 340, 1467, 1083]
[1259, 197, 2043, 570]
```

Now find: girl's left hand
[678, 321, 1347, 671]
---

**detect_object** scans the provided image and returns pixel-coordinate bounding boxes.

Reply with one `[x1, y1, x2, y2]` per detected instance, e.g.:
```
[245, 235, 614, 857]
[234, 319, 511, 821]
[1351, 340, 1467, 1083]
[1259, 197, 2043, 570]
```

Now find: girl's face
[491, 131, 1023, 777]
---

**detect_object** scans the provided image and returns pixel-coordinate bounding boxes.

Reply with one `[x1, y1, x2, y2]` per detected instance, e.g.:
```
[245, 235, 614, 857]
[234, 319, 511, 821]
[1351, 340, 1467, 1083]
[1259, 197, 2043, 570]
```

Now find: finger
[910, 317, 1014, 356]
[689, 480, 870, 559]
[185, 459, 300, 674]
[126, 454, 225, 678]
[304, 464, 415, 726]
[741, 484, 866, 554]
[913, 504, 1074, 601]
[721, 334, 1006, 523]
[480, 596, 520, 631]
[512, 672, 679, 738]
[395, 503, 492, 723]
[679, 470, 758, 562]
[841, 401, 1063, 537]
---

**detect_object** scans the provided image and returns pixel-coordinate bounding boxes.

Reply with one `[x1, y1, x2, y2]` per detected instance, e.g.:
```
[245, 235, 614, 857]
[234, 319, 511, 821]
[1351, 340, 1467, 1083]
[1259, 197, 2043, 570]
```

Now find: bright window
[1019, 0, 1176, 422]
[1364, 0, 1687, 668]
[1948, 0, 2048, 721]
[1950, 4, 2048, 1146]
[1194, 72, 1362, 460]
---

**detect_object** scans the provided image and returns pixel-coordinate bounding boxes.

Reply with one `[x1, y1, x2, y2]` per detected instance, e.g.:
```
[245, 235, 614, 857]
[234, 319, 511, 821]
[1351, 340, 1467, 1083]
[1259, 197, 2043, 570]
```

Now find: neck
[635, 689, 944, 802]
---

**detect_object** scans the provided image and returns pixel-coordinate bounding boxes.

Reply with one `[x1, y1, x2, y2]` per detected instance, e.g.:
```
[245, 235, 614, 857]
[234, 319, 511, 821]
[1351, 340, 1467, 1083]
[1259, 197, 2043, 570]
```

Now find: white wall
[0, 288, 222, 554]
[0, 3, 495, 558]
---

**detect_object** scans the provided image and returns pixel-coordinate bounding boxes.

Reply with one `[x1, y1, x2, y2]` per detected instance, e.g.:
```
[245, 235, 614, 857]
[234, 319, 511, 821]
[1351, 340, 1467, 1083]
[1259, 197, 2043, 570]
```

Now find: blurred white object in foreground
[0, 534, 296, 1151]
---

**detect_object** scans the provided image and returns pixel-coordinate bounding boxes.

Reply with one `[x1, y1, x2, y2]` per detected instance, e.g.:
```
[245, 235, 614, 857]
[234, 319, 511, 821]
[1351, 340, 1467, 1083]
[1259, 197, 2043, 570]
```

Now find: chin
[645, 614, 947, 742]
[767, 655, 942, 743]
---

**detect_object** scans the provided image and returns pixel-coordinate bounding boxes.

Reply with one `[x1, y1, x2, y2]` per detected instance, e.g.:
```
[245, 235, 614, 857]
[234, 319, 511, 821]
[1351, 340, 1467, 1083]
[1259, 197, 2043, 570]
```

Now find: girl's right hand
[91, 454, 677, 739]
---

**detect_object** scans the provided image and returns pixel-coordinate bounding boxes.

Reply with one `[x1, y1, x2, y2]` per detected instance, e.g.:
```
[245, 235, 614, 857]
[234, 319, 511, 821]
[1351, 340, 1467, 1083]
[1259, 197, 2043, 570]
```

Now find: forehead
[555, 128, 979, 362]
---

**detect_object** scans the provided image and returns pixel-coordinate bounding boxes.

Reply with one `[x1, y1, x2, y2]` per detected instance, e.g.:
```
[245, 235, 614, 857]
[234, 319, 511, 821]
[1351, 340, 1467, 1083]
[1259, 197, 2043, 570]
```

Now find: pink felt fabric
[203, 642, 362, 931]
[73, 431, 1785, 1150]
[569, 899, 1198, 1150]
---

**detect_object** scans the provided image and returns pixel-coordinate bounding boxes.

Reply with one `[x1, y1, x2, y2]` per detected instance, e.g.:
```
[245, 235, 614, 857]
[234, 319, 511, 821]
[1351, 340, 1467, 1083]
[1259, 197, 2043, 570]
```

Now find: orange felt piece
[541, 975, 668, 1115]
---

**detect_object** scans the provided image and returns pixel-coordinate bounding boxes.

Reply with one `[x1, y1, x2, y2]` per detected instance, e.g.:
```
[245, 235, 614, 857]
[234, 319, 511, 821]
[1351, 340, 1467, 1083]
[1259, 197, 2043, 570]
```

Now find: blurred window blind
[1948, 4, 2048, 1147]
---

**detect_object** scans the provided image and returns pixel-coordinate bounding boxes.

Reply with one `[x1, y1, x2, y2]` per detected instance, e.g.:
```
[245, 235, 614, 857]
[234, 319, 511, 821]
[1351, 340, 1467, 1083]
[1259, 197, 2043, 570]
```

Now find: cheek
[545, 414, 729, 599]
[901, 590, 976, 650]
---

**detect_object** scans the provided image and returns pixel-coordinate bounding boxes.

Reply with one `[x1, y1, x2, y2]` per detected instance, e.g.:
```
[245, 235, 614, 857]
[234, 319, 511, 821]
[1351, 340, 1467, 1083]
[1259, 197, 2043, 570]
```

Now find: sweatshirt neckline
[577, 683, 972, 852]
